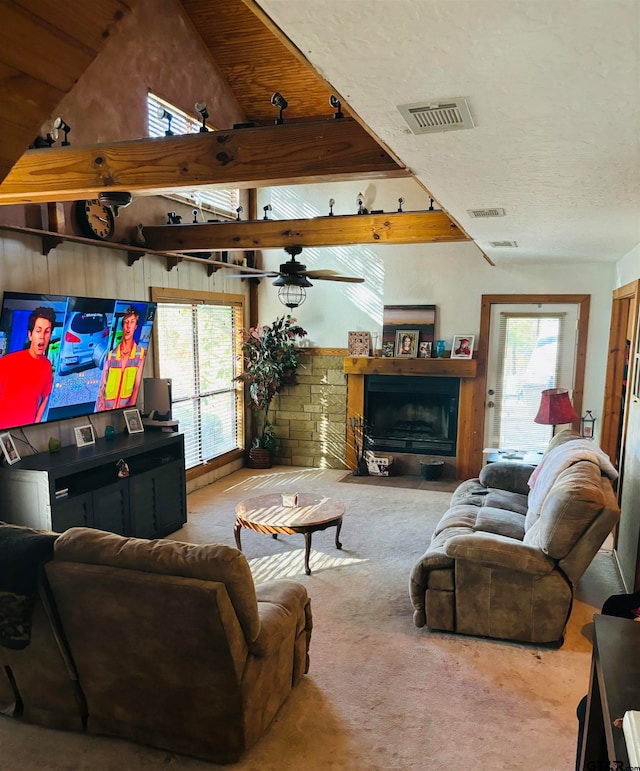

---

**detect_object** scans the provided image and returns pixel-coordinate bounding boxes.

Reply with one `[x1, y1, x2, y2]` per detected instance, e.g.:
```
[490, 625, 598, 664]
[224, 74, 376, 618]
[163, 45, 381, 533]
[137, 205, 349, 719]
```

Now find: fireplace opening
[364, 375, 459, 456]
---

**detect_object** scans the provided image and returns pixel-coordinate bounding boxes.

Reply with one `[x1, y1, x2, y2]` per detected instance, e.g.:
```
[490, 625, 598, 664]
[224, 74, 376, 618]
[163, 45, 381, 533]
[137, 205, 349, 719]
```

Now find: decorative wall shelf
[343, 356, 477, 378]
[0, 223, 236, 276]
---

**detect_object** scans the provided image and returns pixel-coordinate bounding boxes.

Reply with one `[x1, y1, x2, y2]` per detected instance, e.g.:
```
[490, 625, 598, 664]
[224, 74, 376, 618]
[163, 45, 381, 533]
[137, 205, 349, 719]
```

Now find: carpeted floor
[0, 466, 622, 770]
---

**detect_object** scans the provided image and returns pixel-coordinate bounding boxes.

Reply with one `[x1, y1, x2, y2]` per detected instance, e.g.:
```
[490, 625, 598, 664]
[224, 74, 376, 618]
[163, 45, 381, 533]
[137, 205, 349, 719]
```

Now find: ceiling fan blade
[222, 271, 279, 279]
[310, 274, 365, 283]
[304, 269, 341, 278]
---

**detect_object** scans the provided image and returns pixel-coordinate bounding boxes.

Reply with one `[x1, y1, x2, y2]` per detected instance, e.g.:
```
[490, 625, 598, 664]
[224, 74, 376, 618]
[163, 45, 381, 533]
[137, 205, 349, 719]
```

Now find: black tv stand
[0, 432, 186, 538]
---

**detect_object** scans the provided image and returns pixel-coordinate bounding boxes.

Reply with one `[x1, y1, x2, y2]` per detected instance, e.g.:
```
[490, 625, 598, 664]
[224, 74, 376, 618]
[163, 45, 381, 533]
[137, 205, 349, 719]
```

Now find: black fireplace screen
[364, 376, 459, 456]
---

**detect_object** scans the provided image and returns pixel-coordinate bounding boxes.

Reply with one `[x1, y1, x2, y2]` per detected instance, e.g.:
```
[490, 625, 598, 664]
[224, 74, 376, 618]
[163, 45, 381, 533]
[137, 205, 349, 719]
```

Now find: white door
[484, 303, 580, 453]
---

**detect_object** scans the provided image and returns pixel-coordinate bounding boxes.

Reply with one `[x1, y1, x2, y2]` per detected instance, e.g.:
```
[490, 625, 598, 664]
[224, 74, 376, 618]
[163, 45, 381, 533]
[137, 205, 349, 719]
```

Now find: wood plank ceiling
[0, 0, 468, 251]
[180, 0, 347, 124]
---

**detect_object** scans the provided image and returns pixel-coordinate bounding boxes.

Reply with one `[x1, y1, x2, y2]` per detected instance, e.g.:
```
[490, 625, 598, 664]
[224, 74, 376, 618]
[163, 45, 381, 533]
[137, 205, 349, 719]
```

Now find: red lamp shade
[534, 388, 579, 426]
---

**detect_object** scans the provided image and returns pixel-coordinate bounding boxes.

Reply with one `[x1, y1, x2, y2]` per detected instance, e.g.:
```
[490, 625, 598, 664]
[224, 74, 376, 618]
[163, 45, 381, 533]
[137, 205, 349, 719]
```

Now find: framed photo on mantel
[348, 331, 371, 357]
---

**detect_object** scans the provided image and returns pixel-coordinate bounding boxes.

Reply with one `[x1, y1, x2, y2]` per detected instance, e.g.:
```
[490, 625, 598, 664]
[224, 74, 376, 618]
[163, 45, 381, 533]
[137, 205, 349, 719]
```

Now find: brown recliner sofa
[0, 527, 312, 764]
[410, 430, 620, 644]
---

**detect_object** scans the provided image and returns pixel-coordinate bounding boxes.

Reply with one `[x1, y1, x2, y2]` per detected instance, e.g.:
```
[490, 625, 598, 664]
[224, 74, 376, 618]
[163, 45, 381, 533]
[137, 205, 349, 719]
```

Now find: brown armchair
[2, 527, 312, 764]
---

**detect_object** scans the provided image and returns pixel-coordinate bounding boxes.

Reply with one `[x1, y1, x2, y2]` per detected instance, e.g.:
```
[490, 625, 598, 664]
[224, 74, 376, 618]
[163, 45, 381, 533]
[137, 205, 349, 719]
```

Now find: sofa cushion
[523, 462, 606, 559]
[473, 507, 526, 540]
[433, 505, 479, 535]
[54, 528, 261, 643]
[479, 462, 535, 495]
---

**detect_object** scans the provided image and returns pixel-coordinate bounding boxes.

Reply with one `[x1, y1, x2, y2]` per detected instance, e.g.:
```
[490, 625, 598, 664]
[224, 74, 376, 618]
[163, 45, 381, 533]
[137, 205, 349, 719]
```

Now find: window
[486, 306, 578, 452]
[146, 92, 240, 219]
[152, 288, 244, 470]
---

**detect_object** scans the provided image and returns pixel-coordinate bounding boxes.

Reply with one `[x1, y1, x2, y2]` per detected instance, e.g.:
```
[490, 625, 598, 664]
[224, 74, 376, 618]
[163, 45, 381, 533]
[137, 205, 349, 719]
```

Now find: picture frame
[74, 424, 96, 448]
[124, 408, 144, 434]
[451, 335, 475, 359]
[0, 432, 20, 465]
[382, 304, 436, 354]
[418, 341, 432, 359]
[394, 329, 419, 357]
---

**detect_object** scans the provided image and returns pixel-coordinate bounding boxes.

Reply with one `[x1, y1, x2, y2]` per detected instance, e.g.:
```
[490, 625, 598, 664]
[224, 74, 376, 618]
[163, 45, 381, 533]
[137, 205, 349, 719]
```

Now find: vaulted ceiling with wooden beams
[1, 0, 638, 264]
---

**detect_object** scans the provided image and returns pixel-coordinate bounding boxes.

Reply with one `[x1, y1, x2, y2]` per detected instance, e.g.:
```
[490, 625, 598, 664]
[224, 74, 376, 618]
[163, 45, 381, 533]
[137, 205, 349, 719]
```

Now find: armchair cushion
[54, 528, 261, 644]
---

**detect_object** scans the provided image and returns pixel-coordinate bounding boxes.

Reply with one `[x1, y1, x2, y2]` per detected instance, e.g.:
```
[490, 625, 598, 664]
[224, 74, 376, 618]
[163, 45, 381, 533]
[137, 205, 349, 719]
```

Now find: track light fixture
[330, 95, 344, 119]
[397, 197, 405, 213]
[271, 92, 288, 124]
[328, 198, 335, 216]
[156, 107, 174, 136]
[356, 193, 368, 215]
[98, 191, 132, 217]
[263, 204, 272, 220]
[195, 100, 209, 132]
[236, 205, 244, 221]
[53, 117, 71, 146]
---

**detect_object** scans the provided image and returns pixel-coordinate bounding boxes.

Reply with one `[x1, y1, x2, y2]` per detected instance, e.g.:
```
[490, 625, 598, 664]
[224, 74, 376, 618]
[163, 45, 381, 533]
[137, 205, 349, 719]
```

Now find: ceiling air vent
[489, 241, 518, 248]
[467, 207, 506, 218]
[397, 97, 474, 135]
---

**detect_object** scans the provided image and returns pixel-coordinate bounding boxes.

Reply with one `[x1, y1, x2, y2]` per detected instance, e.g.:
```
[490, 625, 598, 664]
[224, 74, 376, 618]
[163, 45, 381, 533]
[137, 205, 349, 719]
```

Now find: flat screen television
[0, 292, 157, 431]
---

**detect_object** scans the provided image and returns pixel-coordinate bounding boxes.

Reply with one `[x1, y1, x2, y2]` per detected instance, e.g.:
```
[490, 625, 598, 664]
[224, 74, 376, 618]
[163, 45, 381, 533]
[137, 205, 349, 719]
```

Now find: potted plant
[236, 315, 307, 468]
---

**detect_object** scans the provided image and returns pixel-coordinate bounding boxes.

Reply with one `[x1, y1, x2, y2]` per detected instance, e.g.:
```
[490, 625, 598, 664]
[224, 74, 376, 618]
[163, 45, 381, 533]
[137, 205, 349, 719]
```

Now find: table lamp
[534, 388, 579, 435]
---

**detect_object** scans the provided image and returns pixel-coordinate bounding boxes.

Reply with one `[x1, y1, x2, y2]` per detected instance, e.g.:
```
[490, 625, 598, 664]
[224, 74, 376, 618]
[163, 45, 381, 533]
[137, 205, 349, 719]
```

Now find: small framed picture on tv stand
[75, 424, 96, 448]
[124, 408, 144, 434]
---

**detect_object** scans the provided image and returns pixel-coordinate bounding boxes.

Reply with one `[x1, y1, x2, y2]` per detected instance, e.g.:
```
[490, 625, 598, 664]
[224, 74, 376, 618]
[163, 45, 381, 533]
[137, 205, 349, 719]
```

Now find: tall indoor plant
[237, 315, 307, 467]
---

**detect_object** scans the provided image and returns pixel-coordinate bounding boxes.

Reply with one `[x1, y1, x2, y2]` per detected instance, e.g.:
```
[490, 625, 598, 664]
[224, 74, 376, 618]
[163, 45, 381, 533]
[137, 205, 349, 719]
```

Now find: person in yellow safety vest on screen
[96, 306, 145, 411]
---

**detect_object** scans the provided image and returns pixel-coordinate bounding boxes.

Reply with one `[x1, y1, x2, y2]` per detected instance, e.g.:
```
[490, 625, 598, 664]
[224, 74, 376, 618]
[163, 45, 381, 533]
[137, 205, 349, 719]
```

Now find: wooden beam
[141, 210, 468, 252]
[0, 119, 409, 205]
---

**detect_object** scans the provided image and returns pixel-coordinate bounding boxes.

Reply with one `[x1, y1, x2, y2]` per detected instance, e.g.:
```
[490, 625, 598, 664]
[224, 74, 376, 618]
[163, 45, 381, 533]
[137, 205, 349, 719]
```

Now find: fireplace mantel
[343, 356, 478, 479]
[343, 356, 477, 378]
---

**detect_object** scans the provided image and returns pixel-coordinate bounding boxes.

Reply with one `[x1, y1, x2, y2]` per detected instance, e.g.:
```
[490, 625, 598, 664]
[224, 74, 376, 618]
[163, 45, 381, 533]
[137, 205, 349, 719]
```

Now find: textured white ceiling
[256, 0, 640, 264]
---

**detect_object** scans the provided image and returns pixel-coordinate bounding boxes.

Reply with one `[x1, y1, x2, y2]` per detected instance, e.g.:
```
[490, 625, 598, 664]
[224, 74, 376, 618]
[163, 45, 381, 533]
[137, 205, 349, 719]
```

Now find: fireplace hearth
[364, 375, 459, 456]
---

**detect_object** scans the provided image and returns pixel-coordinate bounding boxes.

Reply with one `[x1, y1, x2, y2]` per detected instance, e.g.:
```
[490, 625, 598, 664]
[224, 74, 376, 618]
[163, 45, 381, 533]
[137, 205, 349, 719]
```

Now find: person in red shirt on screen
[0, 306, 56, 429]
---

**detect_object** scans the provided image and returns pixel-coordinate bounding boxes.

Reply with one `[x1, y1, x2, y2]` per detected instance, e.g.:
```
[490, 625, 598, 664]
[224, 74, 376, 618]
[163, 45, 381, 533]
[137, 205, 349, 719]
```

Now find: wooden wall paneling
[456, 378, 476, 479]
[601, 280, 639, 467]
[345, 373, 364, 471]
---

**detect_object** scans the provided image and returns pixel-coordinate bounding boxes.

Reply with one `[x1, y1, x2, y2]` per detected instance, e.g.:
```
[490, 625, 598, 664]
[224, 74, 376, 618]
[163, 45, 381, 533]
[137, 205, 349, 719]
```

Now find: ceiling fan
[226, 246, 365, 308]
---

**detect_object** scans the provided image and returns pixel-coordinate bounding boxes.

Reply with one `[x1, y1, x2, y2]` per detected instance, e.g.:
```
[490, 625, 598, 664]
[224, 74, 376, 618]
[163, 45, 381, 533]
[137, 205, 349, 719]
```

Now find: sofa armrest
[479, 462, 535, 495]
[251, 580, 310, 657]
[444, 532, 555, 575]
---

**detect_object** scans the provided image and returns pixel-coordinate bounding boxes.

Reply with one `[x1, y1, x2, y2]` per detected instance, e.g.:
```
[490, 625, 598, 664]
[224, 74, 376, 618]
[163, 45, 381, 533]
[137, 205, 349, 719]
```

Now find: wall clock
[75, 199, 115, 241]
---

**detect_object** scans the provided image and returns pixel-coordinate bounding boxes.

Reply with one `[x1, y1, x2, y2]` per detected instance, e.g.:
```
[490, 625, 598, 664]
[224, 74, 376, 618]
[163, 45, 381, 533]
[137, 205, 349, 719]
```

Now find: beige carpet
[0, 466, 621, 770]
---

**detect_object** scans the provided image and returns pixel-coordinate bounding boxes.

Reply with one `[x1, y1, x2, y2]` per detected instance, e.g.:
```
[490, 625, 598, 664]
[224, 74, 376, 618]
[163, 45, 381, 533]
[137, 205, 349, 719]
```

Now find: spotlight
[271, 92, 288, 124]
[156, 107, 174, 136]
[53, 117, 71, 146]
[356, 193, 368, 215]
[328, 198, 335, 216]
[428, 197, 435, 211]
[192, 208, 199, 223]
[330, 95, 344, 119]
[167, 211, 182, 224]
[195, 100, 209, 132]
[236, 205, 244, 221]
[397, 197, 405, 213]
[263, 204, 272, 220]
[98, 191, 132, 217]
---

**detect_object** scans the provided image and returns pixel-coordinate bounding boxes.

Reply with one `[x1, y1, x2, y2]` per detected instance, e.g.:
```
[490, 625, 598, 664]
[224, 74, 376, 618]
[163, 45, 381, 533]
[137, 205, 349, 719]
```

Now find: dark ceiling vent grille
[467, 207, 506, 218]
[397, 98, 474, 134]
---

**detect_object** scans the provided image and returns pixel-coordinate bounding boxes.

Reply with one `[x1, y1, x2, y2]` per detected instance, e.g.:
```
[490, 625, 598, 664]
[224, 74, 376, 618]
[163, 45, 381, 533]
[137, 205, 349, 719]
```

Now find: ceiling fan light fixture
[277, 284, 307, 309]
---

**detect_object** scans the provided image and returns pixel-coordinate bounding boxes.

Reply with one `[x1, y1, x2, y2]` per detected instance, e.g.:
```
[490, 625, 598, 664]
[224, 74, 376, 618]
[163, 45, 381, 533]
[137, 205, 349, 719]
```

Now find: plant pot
[248, 447, 272, 469]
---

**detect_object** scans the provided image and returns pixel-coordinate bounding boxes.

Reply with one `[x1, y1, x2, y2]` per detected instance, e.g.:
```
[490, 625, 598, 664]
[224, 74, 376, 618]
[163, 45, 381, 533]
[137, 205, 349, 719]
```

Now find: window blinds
[155, 301, 243, 470]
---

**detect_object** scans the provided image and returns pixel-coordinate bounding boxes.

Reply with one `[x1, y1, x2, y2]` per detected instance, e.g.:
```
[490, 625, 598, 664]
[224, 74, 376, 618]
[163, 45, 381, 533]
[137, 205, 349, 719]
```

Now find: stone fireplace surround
[344, 356, 478, 479]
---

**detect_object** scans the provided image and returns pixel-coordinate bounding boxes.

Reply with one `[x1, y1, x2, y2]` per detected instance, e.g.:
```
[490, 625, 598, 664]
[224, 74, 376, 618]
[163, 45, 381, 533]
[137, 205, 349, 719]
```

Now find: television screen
[0, 292, 157, 431]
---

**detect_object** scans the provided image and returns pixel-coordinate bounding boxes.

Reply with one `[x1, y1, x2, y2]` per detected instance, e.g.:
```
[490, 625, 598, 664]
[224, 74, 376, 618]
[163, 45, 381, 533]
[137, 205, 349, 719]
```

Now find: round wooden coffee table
[234, 493, 345, 575]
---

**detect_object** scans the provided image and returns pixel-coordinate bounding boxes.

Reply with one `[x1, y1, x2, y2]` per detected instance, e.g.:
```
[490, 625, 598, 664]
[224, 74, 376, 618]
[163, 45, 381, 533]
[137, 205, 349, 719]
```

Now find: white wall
[615, 242, 640, 288]
[257, 178, 616, 427]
